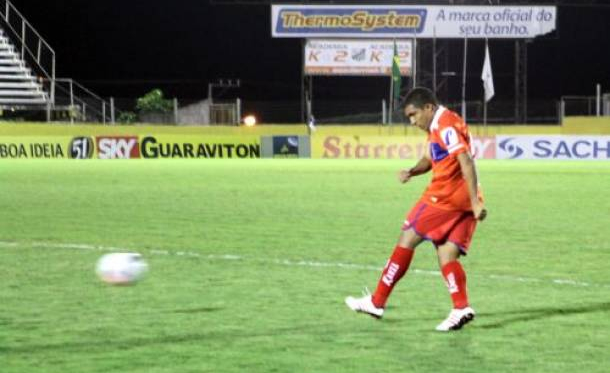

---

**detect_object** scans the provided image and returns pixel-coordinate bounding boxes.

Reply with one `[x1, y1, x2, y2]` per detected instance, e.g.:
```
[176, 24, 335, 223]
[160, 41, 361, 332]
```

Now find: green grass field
[1, 159, 609, 372]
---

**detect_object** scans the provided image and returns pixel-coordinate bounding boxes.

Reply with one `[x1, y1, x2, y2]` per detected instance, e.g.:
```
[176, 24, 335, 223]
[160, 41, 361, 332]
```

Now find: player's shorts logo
[498, 137, 524, 159]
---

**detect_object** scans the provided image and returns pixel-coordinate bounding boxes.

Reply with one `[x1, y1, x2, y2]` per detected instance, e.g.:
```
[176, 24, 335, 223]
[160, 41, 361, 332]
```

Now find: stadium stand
[0, 0, 111, 123]
[0, 27, 48, 107]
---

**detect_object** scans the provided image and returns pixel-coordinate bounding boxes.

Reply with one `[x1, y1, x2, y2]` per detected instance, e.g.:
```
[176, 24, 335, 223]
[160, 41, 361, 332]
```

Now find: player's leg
[370, 228, 423, 308]
[437, 241, 470, 310]
[345, 228, 423, 318]
[435, 214, 477, 331]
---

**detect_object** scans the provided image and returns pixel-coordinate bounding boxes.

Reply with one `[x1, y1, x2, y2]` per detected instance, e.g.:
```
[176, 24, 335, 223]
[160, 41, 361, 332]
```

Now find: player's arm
[457, 152, 487, 221]
[398, 147, 432, 183]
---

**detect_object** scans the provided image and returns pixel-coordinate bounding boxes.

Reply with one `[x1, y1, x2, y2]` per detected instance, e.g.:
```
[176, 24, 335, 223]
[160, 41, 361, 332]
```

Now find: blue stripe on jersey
[430, 142, 449, 162]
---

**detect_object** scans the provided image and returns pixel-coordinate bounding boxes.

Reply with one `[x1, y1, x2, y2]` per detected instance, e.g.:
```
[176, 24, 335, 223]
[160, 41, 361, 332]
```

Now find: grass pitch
[1, 159, 609, 373]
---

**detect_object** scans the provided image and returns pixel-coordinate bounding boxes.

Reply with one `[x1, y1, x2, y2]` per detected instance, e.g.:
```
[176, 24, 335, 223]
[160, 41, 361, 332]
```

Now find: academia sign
[304, 39, 412, 76]
[272, 5, 556, 39]
[497, 135, 610, 160]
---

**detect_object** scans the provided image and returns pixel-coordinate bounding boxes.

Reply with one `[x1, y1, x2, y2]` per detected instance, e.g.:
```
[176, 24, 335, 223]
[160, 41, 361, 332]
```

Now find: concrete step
[0, 74, 36, 80]
[0, 54, 19, 61]
[0, 47, 17, 54]
[0, 81, 39, 88]
[0, 90, 45, 97]
[0, 66, 29, 73]
[0, 59, 22, 66]
[0, 59, 21, 65]
[0, 97, 48, 104]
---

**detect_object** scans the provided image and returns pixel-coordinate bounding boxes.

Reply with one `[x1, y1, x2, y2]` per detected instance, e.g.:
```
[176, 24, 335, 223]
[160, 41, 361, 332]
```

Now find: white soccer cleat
[435, 307, 476, 331]
[345, 294, 384, 319]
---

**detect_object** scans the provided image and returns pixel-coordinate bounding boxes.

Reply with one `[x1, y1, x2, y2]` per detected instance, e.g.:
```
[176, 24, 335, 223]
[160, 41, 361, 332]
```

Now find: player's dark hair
[404, 87, 438, 109]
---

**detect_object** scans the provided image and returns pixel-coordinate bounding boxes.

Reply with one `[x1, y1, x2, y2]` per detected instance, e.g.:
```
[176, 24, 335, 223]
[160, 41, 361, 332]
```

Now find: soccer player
[345, 87, 487, 331]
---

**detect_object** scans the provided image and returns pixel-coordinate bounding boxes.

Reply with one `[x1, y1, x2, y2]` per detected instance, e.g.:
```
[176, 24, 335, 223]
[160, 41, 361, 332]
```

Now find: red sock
[371, 246, 414, 308]
[441, 261, 469, 309]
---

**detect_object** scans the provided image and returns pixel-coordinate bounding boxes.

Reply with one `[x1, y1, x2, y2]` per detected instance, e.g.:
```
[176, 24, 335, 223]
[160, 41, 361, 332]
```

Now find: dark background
[6, 1, 610, 121]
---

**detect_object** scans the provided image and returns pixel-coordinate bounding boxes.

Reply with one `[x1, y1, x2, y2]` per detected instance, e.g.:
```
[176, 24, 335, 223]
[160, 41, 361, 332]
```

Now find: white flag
[481, 44, 495, 102]
[308, 115, 316, 131]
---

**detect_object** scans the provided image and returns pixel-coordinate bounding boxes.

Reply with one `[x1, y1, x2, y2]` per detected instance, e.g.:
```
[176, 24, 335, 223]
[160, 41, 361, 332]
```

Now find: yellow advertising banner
[312, 135, 428, 159]
[0, 136, 72, 158]
[123, 135, 260, 159]
[0, 135, 261, 159]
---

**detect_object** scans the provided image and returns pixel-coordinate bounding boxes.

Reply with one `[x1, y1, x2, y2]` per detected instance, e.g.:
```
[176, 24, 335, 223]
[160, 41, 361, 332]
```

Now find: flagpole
[483, 39, 488, 136]
[461, 36, 468, 121]
[300, 39, 305, 123]
[432, 26, 437, 93]
[412, 32, 416, 89]
[390, 38, 400, 126]
[485, 0, 493, 136]
[390, 39, 403, 129]
[483, 93, 488, 136]
[389, 61, 394, 126]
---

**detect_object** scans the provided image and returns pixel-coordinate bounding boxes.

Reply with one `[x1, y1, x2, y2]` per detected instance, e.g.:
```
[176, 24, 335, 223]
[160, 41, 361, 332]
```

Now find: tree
[136, 89, 172, 113]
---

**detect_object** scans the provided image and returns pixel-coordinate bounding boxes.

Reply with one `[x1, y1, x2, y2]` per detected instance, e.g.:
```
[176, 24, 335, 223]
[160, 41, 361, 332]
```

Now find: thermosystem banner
[496, 135, 610, 160]
[272, 5, 556, 39]
[304, 39, 412, 76]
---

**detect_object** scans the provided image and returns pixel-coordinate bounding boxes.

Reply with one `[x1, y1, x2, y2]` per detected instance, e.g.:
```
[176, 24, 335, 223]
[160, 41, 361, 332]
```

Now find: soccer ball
[96, 253, 148, 285]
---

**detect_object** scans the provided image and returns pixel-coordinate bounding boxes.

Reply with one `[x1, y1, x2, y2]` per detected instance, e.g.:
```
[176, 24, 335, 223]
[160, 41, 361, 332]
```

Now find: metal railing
[284, 98, 563, 125]
[0, 0, 55, 103]
[51, 78, 112, 124]
[560, 96, 599, 117]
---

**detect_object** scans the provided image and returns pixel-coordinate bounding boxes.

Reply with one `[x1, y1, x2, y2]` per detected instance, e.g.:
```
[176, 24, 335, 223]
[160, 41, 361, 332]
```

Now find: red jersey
[419, 106, 480, 212]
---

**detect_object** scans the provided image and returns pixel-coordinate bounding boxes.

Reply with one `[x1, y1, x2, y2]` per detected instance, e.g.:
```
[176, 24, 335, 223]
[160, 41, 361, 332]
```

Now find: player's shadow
[475, 301, 610, 329]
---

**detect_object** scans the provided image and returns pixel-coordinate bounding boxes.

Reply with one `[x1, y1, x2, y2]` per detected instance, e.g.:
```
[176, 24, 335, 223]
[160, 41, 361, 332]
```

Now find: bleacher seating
[0, 27, 48, 107]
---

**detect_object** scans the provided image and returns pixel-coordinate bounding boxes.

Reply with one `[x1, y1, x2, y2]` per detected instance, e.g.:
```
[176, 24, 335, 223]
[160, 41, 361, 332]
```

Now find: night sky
[6, 1, 610, 117]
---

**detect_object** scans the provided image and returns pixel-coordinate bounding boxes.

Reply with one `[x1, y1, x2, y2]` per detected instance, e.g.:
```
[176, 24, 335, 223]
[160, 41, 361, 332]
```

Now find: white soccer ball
[96, 253, 148, 285]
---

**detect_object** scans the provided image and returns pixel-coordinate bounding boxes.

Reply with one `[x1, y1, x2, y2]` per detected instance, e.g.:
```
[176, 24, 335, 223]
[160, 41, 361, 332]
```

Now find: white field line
[1, 240, 607, 289]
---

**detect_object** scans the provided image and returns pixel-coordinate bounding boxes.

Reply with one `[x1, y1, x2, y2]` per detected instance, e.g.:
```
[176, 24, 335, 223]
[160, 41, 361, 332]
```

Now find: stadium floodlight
[243, 115, 257, 126]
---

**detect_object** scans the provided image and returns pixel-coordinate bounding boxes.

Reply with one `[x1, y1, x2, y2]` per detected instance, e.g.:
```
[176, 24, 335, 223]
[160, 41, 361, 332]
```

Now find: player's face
[404, 103, 436, 131]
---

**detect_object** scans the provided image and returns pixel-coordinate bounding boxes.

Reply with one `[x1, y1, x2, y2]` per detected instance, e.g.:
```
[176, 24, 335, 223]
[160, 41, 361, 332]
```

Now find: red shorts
[401, 201, 477, 253]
